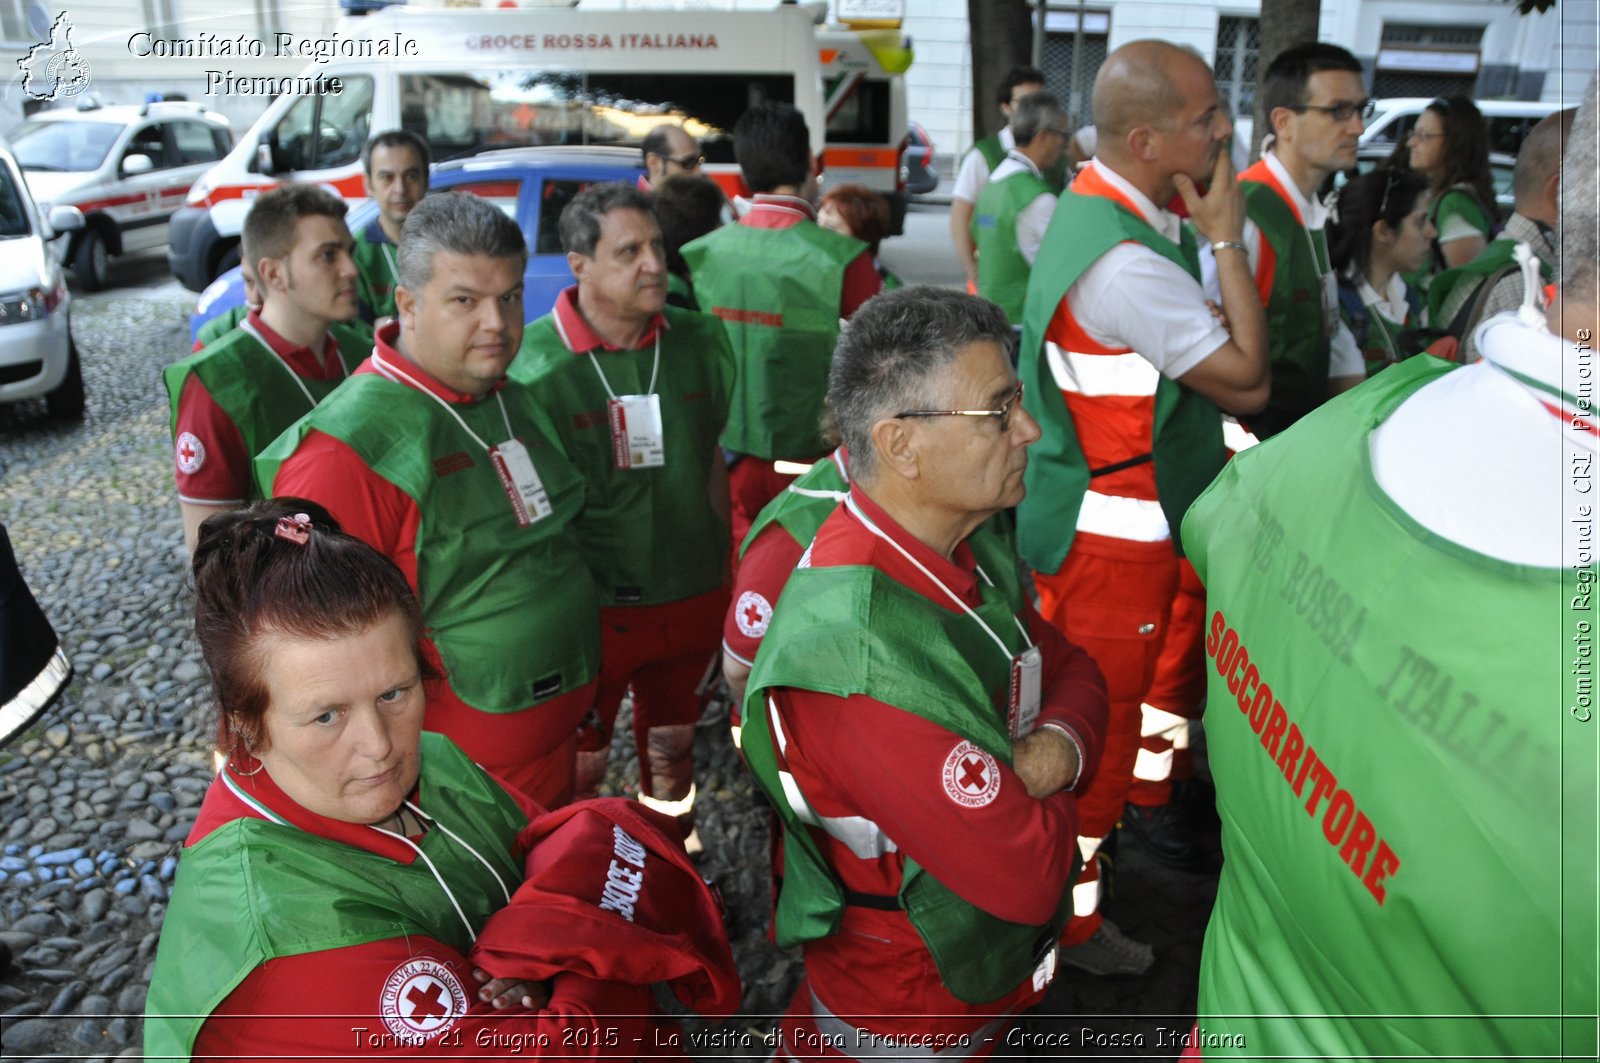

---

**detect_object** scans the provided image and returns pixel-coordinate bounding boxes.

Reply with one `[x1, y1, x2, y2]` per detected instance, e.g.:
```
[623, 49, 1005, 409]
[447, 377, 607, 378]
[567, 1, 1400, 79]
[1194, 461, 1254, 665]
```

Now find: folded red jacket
[470, 797, 742, 1019]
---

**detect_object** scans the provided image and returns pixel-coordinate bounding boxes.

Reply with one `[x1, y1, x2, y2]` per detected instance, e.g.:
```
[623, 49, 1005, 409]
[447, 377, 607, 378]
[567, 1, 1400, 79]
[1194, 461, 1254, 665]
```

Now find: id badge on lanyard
[489, 439, 553, 526]
[608, 394, 666, 470]
[1007, 644, 1043, 739]
[1319, 270, 1340, 339]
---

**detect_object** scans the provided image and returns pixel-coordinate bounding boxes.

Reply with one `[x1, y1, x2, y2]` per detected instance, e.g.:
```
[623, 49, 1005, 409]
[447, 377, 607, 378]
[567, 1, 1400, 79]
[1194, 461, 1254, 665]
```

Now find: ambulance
[166, 0, 912, 292]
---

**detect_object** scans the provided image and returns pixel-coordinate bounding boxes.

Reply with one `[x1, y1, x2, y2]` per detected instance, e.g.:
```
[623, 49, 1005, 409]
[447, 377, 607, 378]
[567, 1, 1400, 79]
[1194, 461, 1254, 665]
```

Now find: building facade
[905, 0, 1596, 169]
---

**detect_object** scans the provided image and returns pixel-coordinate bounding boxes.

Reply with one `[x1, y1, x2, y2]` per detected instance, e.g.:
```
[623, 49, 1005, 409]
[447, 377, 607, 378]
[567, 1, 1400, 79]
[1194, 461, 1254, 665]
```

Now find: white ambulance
[166, 0, 911, 292]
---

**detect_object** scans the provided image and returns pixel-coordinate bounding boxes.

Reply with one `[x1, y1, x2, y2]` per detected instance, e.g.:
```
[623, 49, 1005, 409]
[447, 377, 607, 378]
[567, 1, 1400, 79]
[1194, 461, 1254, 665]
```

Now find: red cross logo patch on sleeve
[379, 957, 468, 1044]
[175, 432, 206, 475]
[942, 740, 1001, 808]
[734, 590, 773, 638]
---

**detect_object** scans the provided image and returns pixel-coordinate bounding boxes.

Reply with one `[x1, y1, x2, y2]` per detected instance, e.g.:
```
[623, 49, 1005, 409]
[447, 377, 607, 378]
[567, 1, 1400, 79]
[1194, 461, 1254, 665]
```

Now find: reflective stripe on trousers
[1132, 703, 1190, 783]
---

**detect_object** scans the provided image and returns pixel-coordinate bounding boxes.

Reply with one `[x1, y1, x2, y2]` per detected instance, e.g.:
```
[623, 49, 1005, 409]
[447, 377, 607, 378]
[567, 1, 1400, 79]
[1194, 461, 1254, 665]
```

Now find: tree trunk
[1252, 0, 1321, 160]
[967, 0, 1035, 142]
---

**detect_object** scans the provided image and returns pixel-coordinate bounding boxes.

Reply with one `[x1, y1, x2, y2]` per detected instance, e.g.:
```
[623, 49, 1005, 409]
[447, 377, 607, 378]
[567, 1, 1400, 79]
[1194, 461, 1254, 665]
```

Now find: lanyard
[372, 349, 515, 452]
[380, 242, 400, 288]
[222, 768, 511, 945]
[844, 492, 1032, 662]
[240, 319, 348, 410]
[587, 331, 661, 401]
[371, 799, 512, 944]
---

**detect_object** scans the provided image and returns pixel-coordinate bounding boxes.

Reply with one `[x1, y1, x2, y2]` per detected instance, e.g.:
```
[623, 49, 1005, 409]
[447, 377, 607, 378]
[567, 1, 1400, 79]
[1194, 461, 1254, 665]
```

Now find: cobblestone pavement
[0, 272, 1220, 1061]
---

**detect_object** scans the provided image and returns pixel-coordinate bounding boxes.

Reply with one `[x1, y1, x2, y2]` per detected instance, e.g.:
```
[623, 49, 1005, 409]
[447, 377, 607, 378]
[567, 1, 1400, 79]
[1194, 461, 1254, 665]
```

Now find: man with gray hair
[259, 191, 602, 809]
[1432, 107, 1575, 360]
[972, 90, 1070, 323]
[741, 285, 1107, 1054]
[1184, 77, 1597, 1059]
[512, 182, 734, 843]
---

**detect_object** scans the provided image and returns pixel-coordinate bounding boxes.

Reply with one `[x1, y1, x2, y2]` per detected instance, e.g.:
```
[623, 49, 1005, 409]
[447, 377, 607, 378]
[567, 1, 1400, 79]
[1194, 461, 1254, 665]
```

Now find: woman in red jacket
[144, 499, 738, 1062]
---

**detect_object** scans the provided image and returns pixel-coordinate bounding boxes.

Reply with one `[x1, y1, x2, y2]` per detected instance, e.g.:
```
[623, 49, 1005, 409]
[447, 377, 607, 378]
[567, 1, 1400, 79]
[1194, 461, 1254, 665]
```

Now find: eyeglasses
[665, 153, 704, 170]
[1286, 98, 1375, 123]
[897, 380, 1026, 432]
[1406, 128, 1444, 142]
[1044, 126, 1073, 138]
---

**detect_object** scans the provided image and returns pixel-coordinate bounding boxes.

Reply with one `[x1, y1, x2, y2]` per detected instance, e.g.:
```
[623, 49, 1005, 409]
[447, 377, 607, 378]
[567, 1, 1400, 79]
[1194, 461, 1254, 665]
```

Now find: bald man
[640, 126, 704, 190]
[1015, 39, 1269, 975]
[1433, 108, 1575, 361]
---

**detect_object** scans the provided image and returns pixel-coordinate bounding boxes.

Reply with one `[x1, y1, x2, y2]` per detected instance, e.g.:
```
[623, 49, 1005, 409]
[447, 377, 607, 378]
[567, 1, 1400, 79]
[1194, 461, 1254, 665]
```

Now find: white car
[0, 140, 85, 419]
[12, 100, 230, 291]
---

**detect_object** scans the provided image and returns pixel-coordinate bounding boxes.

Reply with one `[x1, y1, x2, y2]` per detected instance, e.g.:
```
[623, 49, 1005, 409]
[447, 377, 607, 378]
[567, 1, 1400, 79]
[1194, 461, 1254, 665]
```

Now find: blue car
[190, 146, 644, 345]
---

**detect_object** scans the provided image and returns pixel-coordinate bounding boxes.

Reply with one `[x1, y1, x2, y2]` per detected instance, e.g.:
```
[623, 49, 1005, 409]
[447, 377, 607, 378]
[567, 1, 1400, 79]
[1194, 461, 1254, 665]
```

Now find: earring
[228, 735, 265, 777]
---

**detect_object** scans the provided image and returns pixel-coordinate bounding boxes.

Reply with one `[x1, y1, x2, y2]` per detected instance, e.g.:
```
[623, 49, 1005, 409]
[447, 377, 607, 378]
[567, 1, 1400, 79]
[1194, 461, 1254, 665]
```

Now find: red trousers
[577, 588, 728, 802]
[1034, 532, 1179, 943]
[423, 679, 594, 810]
[1130, 556, 1208, 806]
[728, 457, 801, 550]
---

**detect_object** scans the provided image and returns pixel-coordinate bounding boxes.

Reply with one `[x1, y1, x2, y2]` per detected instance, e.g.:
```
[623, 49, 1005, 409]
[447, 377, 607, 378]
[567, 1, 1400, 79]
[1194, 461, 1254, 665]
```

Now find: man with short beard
[166, 183, 367, 554]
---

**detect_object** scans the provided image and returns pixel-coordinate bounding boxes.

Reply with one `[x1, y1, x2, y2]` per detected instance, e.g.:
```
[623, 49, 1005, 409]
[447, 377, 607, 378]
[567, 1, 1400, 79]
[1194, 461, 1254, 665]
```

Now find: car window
[271, 76, 373, 173]
[444, 178, 522, 220]
[12, 120, 121, 172]
[124, 124, 168, 171]
[399, 71, 792, 164]
[0, 165, 31, 237]
[1486, 116, 1534, 156]
[825, 76, 890, 144]
[535, 178, 601, 255]
[171, 121, 225, 166]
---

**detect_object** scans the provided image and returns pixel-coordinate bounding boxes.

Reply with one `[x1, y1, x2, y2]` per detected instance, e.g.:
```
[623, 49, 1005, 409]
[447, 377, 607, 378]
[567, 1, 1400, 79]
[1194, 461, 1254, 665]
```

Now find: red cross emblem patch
[942, 741, 1001, 808]
[734, 590, 773, 639]
[379, 957, 467, 1043]
[175, 432, 205, 475]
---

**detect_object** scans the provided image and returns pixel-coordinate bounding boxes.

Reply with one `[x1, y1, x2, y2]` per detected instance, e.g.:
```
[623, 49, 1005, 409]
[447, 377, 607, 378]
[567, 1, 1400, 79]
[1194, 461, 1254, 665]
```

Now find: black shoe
[1121, 801, 1215, 872]
[1058, 918, 1155, 977]
[0, 525, 72, 750]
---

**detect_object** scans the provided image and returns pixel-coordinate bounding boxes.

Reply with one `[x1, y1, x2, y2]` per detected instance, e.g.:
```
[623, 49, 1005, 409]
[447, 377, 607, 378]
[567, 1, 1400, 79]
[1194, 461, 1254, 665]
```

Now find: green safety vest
[1016, 186, 1225, 573]
[1336, 281, 1419, 377]
[511, 307, 735, 606]
[681, 220, 864, 461]
[1240, 166, 1333, 439]
[352, 221, 400, 321]
[1183, 357, 1597, 1060]
[742, 513, 1073, 1004]
[737, 448, 849, 558]
[165, 320, 373, 499]
[967, 134, 1068, 194]
[256, 370, 600, 711]
[973, 161, 1052, 323]
[144, 733, 526, 1062]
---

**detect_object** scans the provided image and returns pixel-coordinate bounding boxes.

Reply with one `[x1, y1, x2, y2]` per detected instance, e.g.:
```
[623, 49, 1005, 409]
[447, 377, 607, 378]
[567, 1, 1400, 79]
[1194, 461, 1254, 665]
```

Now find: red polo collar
[550, 285, 668, 354]
[367, 320, 506, 402]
